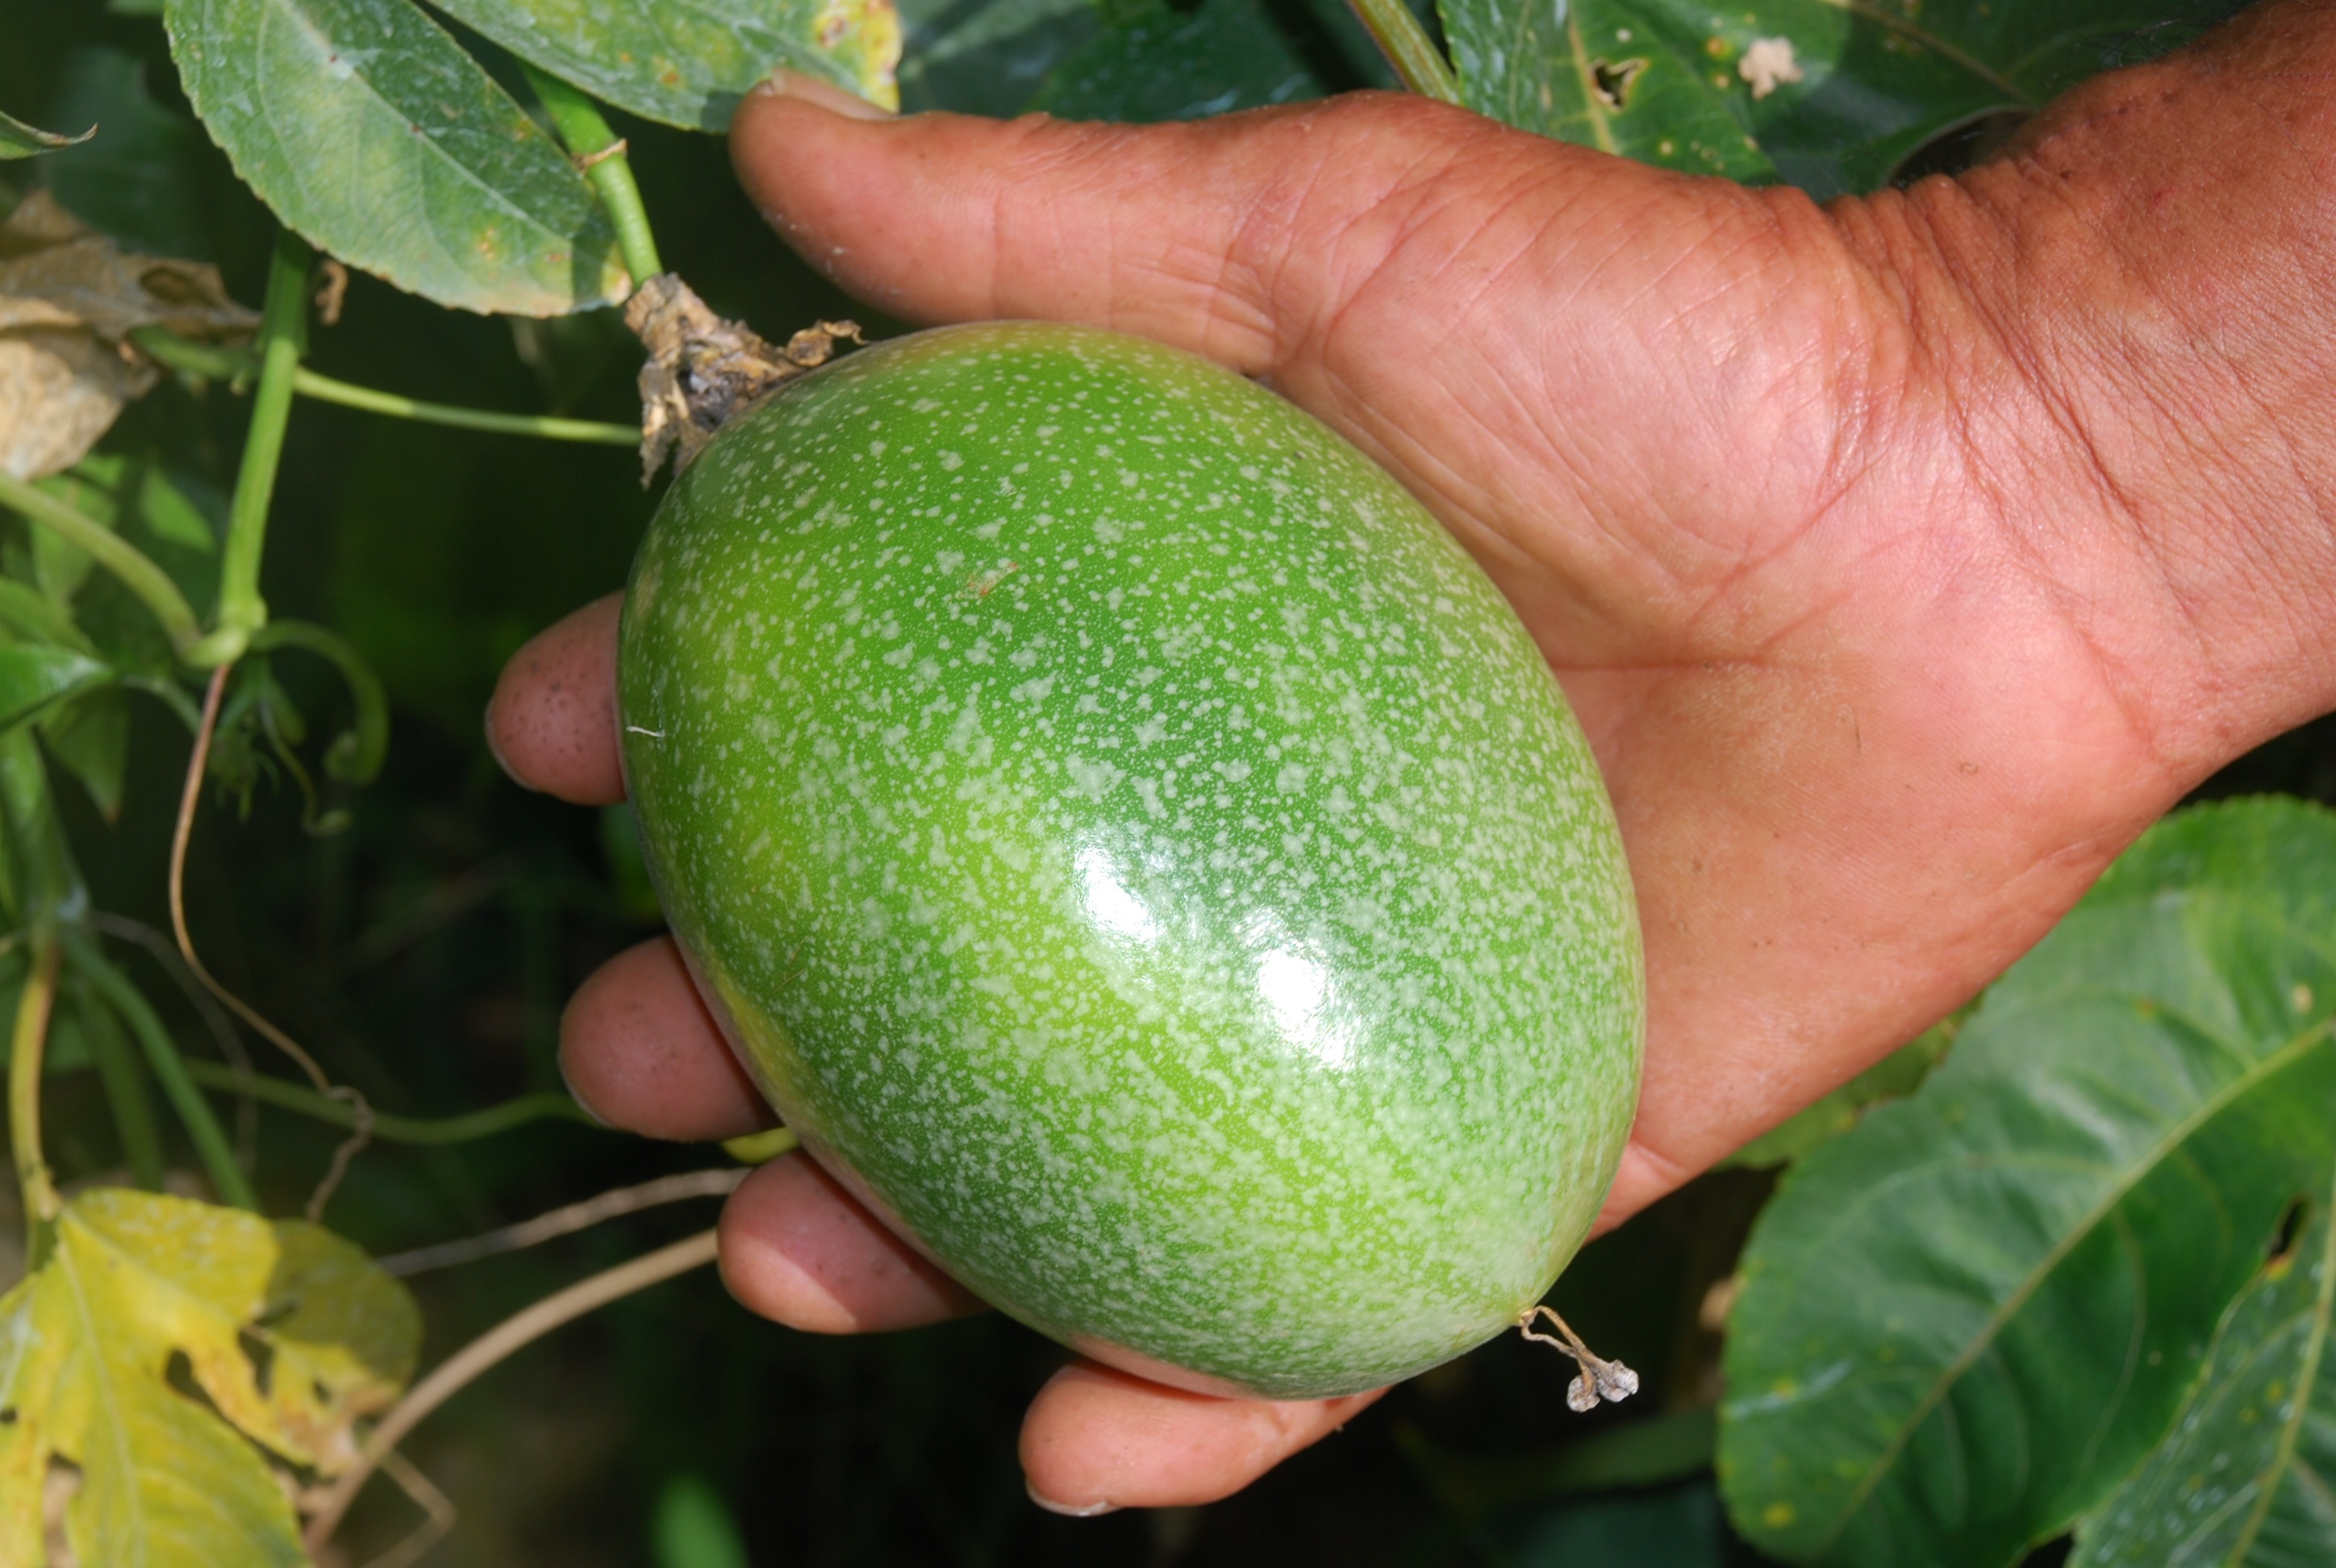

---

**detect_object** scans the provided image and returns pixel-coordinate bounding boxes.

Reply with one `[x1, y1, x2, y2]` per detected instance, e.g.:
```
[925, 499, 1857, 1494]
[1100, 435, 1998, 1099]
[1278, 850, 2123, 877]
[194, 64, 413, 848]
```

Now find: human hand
[490, 0, 2336, 1512]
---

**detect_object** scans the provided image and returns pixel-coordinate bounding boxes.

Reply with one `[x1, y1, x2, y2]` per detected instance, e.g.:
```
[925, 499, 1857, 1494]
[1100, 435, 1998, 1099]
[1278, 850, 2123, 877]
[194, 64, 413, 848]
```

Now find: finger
[731, 81, 1571, 377]
[1587, 1136, 1700, 1238]
[558, 936, 774, 1140]
[1020, 1361, 1387, 1514]
[718, 1151, 985, 1332]
[487, 592, 625, 804]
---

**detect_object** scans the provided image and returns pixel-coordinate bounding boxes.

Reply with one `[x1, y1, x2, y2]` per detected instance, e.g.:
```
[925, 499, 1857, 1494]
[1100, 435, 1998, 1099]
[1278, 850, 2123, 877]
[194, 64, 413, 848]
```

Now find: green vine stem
[79, 974, 166, 1192]
[65, 930, 257, 1210]
[180, 1059, 595, 1143]
[129, 328, 638, 448]
[0, 471, 203, 653]
[10, 937, 62, 1267]
[249, 619, 390, 783]
[523, 64, 665, 284]
[288, 366, 637, 446]
[196, 227, 314, 668]
[1345, 0, 1463, 102]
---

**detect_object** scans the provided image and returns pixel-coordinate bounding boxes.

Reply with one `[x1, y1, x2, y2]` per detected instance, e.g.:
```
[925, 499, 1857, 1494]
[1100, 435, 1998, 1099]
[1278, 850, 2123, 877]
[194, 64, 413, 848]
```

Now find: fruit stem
[10, 937, 63, 1268]
[524, 65, 665, 286]
[64, 930, 257, 1211]
[130, 327, 639, 448]
[1344, 0, 1462, 102]
[202, 227, 315, 668]
[0, 470, 203, 653]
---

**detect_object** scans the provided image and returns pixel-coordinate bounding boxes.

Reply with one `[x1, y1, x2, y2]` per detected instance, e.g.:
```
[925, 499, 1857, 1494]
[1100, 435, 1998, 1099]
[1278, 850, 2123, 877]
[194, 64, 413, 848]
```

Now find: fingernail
[1027, 1482, 1118, 1518]
[482, 703, 534, 791]
[757, 68, 896, 121]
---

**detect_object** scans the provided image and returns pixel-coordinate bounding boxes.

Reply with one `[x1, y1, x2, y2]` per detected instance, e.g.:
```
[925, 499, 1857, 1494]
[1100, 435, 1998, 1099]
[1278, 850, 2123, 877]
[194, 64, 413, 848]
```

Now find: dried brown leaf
[0, 190, 258, 480]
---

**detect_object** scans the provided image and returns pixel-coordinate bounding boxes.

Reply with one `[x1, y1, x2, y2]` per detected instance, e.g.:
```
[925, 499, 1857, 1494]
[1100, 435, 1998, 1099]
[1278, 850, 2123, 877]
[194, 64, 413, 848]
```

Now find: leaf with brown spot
[0, 109, 95, 161]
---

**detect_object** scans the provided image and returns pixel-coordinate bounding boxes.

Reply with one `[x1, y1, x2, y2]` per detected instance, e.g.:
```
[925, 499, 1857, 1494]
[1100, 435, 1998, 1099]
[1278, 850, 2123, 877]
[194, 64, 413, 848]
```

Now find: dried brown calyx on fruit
[625, 273, 860, 484]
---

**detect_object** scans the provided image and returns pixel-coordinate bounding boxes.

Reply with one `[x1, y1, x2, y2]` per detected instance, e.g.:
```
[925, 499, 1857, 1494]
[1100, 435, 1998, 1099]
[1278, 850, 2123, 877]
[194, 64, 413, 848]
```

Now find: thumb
[728, 78, 1580, 377]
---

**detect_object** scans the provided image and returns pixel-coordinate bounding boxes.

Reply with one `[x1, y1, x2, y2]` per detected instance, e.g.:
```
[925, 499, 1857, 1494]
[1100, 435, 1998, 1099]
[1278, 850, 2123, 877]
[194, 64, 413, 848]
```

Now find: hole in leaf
[1589, 58, 1646, 110]
[165, 1349, 203, 1402]
[43, 1457, 82, 1558]
[2269, 1194, 2310, 1266]
[2017, 1536, 2074, 1568]
[240, 1328, 277, 1397]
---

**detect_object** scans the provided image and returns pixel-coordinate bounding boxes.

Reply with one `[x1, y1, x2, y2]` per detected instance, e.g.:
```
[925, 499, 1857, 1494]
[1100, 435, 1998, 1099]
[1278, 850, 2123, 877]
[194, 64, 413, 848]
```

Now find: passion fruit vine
[618, 321, 1643, 1399]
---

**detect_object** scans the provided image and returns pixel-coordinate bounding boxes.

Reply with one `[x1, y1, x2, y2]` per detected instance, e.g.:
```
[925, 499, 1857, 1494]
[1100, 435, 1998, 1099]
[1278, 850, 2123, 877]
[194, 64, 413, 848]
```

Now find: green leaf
[31, 456, 225, 678]
[1032, 0, 1395, 122]
[1401, 1406, 1719, 1520]
[165, 0, 630, 315]
[428, 0, 903, 131]
[48, 452, 223, 561]
[1440, 0, 1776, 181]
[0, 1188, 419, 1566]
[0, 725, 89, 927]
[897, 0, 1098, 116]
[1504, 1479, 1736, 1568]
[1437, 0, 2238, 199]
[1718, 798, 2336, 1567]
[0, 644, 111, 731]
[43, 686, 132, 820]
[32, 461, 120, 607]
[653, 1474, 753, 1568]
[0, 110, 95, 161]
[2250, 1383, 2336, 1563]
[1722, 1016, 1956, 1170]
[40, 48, 218, 258]
[2071, 1174, 2336, 1567]
[1034, 0, 1320, 119]
[0, 578, 98, 657]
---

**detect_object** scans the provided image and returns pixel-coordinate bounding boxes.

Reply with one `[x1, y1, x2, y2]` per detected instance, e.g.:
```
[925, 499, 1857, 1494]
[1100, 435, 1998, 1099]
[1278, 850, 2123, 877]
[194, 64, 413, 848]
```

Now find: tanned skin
[487, 0, 2336, 1512]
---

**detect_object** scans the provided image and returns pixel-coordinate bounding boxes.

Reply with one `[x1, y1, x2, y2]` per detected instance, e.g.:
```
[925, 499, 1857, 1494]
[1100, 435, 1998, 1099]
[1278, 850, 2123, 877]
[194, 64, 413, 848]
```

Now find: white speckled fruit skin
[619, 323, 1642, 1399]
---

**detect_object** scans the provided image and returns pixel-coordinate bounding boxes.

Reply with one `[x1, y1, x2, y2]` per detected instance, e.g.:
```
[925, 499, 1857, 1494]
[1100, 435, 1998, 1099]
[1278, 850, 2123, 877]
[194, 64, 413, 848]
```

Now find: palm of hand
[856, 91, 2192, 1215]
[491, 83, 2252, 1512]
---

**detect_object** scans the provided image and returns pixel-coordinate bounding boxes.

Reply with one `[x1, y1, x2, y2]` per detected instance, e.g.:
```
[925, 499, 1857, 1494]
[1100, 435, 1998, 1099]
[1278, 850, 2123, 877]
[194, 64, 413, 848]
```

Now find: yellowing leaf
[0, 1188, 419, 1566]
[817, 0, 904, 111]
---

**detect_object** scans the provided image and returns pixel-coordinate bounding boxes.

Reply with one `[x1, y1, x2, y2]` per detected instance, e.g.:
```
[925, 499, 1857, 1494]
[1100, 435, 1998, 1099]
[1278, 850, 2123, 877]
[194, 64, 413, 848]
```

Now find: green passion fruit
[618, 322, 1642, 1399]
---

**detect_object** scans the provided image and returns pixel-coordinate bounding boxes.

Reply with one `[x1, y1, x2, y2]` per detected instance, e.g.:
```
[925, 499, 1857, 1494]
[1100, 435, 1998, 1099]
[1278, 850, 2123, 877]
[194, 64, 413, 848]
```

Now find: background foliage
[5, 0, 2325, 1562]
